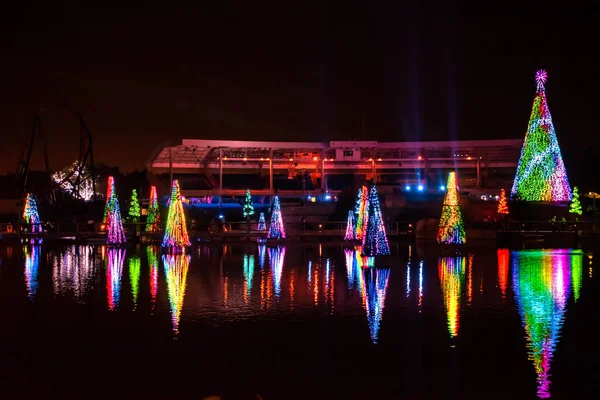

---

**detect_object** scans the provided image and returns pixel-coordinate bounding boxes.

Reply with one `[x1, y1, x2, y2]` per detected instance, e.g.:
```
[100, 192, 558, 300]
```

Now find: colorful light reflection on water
[512, 249, 584, 399]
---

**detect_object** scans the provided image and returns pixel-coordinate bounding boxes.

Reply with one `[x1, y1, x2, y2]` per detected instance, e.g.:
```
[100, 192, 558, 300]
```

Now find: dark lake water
[0, 241, 599, 399]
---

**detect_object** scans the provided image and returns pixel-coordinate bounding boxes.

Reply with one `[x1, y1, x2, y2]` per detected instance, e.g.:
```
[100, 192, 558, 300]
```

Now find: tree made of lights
[361, 185, 390, 256]
[257, 212, 266, 231]
[243, 189, 255, 218]
[162, 180, 191, 248]
[354, 185, 368, 241]
[23, 192, 42, 233]
[511, 70, 571, 202]
[103, 176, 116, 225]
[146, 185, 160, 232]
[569, 186, 582, 216]
[128, 189, 141, 222]
[437, 171, 466, 245]
[344, 210, 356, 240]
[267, 196, 286, 239]
[107, 192, 126, 245]
[497, 188, 509, 215]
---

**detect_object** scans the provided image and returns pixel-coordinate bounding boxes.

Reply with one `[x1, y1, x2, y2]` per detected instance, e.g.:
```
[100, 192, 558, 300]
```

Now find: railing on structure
[496, 220, 600, 233]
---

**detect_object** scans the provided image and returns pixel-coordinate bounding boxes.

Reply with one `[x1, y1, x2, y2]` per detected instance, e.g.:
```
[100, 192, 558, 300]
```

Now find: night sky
[1, 2, 598, 180]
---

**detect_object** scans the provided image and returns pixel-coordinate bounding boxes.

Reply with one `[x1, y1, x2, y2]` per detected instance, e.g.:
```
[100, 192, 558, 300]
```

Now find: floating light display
[511, 70, 571, 202]
[22, 193, 42, 233]
[361, 185, 390, 256]
[128, 189, 141, 222]
[106, 247, 125, 311]
[344, 210, 356, 240]
[437, 172, 466, 245]
[267, 196, 286, 239]
[163, 254, 190, 334]
[162, 180, 190, 248]
[497, 188, 509, 215]
[23, 245, 40, 301]
[569, 187, 582, 216]
[128, 256, 141, 310]
[257, 212, 266, 231]
[145, 185, 160, 232]
[438, 256, 466, 338]
[107, 193, 126, 245]
[512, 249, 584, 398]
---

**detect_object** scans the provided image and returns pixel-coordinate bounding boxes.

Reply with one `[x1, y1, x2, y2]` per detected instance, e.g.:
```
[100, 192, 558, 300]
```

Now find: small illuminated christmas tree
[257, 212, 266, 231]
[361, 185, 390, 256]
[355, 185, 369, 241]
[145, 185, 160, 232]
[103, 176, 116, 225]
[344, 210, 356, 240]
[267, 196, 286, 239]
[107, 194, 126, 245]
[128, 189, 141, 222]
[437, 172, 466, 245]
[162, 180, 191, 248]
[569, 186, 582, 216]
[497, 188, 509, 215]
[243, 189, 255, 218]
[22, 193, 42, 233]
[511, 70, 571, 202]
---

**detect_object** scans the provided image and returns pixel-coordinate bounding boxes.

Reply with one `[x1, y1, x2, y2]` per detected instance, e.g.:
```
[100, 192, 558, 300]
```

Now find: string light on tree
[437, 172, 466, 245]
[355, 185, 369, 241]
[267, 196, 286, 240]
[107, 192, 126, 245]
[361, 185, 390, 256]
[243, 189, 255, 218]
[103, 176, 116, 225]
[162, 180, 191, 249]
[145, 185, 160, 232]
[128, 189, 141, 222]
[511, 70, 571, 202]
[497, 188, 509, 215]
[345, 210, 356, 240]
[22, 193, 42, 233]
[569, 187, 582, 216]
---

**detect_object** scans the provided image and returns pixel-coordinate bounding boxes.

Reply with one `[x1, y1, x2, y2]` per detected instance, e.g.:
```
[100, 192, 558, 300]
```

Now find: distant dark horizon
[1, 2, 598, 185]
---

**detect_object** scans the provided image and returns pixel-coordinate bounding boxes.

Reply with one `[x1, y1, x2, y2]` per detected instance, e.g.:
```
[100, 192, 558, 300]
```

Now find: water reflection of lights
[163, 254, 190, 335]
[128, 256, 141, 310]
[269, 246, 286, 299]
[258, 244, 266, 270]
[418, 261, 423, 311]
[23, 245, 41, 301]
[438, 256, 466, 339]
[53, 245, 97, 302]
[512, 249, 584, 399]
[243, 254, 255, 304]
[106, 247, 125, 311]
[358, 268, 390, 344]
[497, 249, 509, 298]
[146, 246, 159, 310]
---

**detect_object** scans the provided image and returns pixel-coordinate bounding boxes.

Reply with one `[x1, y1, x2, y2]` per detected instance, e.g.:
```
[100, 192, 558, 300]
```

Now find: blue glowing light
[417, 185, 424, 191]
[440, 185, 445, 191]
[405, 185, 411, 191]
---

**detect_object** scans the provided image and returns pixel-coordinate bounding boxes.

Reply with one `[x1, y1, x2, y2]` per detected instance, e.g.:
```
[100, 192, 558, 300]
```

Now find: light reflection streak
[106, 247, 125, 311]
[23, 245, 41, 301]
[269, 246, 286, 299]
[53, 245, 96, 302]
[357, 268, 390, 344]
[438, 256, 466, 339]
[258, 244, 266, 270]
[129, 256, 141, 310]
[163, 254, 190, 335]
[345, 249, 354, 289]
[290, 268, 295, 309]
[418, 260, 423, 311]
[243, 254, 255, 304]
[406, 261, 411, 298]
[497, 249, 510, 298]
[512, 249, 584, 399]
[146, 246, 159, 310]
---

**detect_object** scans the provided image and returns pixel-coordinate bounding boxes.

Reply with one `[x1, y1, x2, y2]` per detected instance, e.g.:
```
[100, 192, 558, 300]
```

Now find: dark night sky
[1, 1, 598, 179]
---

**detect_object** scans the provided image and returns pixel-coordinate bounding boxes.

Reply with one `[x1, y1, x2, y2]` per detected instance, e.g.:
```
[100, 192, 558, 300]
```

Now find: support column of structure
[371, 159, 377, 184]
[423, 149, 428, 188]
[169, 146, 173, 188]
[269, 149, 273, 193]
[219, 148, 223, 208]
[476, 158, 481, 187]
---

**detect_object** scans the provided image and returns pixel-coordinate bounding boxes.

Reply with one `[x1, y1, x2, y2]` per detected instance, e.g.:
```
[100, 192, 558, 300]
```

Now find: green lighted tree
[569, 187, 582, 217]
[128, 189, 141, 222]
[243, 189, 254, 238]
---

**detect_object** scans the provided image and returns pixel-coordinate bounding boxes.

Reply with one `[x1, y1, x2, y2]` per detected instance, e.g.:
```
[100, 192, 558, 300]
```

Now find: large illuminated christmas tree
[437, 172, 466, 245]
[344, 210, 356, 240]
[569, 186, 582, 216]
[361, 185, 390, 256]
[103, 176, 116, 225]
[511, 70, 571, 202]
[267, 196, 286, 239]
[128, 189, 141, 222]
[145, 185, 160, 232]
[107, 193, 126, 245]
[162, 180, 190, 248]
[22, 193, 42, 233]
